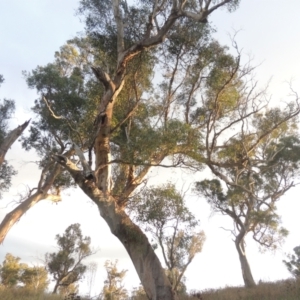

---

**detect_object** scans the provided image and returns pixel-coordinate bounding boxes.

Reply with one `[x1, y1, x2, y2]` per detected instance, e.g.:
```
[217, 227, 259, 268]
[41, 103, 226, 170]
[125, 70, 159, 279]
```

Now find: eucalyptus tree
[153, 16, 300, 287]
[8, 0, 298, 296]
[131, 184, 205, 294]
[45, 223, 92, 294]
[192, 48, 300, 287]
[0, 253, 48, 291]
[19, 1, 245, 299]
[0, 253, 25, 288]
[19, 265, 49, 292]
[101, 260, 128, 300]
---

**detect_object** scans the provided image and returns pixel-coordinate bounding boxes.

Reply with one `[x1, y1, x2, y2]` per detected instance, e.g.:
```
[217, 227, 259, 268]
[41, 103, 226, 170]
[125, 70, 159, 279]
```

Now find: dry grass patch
[0, 288, 63, 300]
[189, 279, 300, 300]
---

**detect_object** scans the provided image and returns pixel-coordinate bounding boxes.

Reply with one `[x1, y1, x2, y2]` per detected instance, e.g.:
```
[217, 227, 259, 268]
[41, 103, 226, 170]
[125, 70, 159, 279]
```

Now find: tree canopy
[1, 1, 300, 299]
[45, 223, 92, 294]
[0, 253, 48, 291]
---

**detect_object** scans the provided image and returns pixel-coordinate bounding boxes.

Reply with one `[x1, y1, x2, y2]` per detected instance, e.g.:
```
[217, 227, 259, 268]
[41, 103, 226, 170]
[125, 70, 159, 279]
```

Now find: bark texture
[235, 235, 256, 288]
[52, 156, 177, 300]
[52, 2, 238, 298]
[0, 120, 30, 165]
[52, 281, 60, 294]
[0, 163, 61, 244]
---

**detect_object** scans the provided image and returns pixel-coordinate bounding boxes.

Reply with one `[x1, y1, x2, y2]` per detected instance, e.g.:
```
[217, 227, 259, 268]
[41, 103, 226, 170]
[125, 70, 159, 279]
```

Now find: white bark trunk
[235, 237, 256, 288]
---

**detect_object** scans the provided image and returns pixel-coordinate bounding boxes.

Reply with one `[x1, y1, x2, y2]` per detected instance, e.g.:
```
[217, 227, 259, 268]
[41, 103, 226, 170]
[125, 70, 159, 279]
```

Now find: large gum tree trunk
[53, 157, 178, 300]
[235, 235, 256, 288]
[99, 200, 176, 300]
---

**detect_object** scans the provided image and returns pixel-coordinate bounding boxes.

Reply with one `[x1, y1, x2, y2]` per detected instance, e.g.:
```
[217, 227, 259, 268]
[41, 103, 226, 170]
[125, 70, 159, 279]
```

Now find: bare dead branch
[0, 119, 30, 165]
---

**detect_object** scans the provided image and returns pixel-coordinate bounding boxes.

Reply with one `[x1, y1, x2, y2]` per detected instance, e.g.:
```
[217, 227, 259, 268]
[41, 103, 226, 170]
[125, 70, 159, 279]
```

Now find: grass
[0, 288, 63, 300]
[188, 279, 300, 300]
[1, 279, 300, 300]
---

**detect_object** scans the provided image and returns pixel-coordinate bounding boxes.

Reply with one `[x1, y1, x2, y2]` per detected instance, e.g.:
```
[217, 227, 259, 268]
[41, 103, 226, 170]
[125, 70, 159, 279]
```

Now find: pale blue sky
[0, 0, 300, 296]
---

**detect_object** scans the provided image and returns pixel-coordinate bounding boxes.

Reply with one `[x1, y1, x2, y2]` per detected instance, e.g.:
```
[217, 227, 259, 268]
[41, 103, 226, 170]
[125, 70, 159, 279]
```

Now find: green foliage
[19, 0, 299, 293]
[23, 62, 90, 149]
[195, 179, 226, 204]
[0, 253, 48, 292]
[19, 266, 49, 292]
[23, 37, 101, 153]
[0, 98, 15, 145]
[21, 38, 101, 191]
[0, 161, 17, 199]
[131, 183, 205, 292]
[131, 284, 147, 300]
[195, 98, 300, 252]
[0, 79, 17, 197]
[283, 246, 300, 278]
[45, 223, 92, 293]
[101, 260, 128, 300]
[0, 254, 23, 288]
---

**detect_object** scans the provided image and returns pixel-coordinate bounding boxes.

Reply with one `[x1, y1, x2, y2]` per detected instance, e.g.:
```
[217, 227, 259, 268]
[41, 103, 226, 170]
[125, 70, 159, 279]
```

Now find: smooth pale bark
[53, 155, 177, 300]
[0, 164, 61, 244]
[0, 120, 30, 165]
[235, 235, 256, 288]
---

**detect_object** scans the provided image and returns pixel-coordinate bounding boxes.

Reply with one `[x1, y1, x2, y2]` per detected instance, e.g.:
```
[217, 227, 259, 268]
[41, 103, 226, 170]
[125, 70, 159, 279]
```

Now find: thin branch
[43, 97, 64, 120]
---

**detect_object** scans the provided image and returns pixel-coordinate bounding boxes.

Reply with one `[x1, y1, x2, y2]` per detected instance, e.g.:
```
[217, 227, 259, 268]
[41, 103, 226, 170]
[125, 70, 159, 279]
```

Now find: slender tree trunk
[52, 281, 60, 294]
[0, 120, 30, 166]
[235, 235, 256, 288]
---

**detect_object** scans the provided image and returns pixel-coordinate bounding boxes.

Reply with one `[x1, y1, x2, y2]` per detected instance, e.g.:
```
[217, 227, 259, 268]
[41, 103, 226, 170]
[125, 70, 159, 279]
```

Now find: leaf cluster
[101, 260, 128, 300]
[283, 246, 300, 278]
[0, 253, 48, 291]
[0, 77, 18, 198]
[45, 223, 92, 292]
[130, 183, 205, 291]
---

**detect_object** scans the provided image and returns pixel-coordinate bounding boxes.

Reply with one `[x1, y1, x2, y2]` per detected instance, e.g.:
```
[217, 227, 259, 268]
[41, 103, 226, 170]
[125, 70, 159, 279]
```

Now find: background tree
[131, 284, 147, 300]
[19, 265, 49, 292]
[0, 253, 25, 288]
[45, 223, 92, 294]
[101, 260, 128, 300]
[131, 183, 205, 294]
[283, 246, 300, 278]
[0, 253, 48, 292]
[86, 261, 98, 298]
[192, 44, 300, 287]
[58, 282, 79, 297]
